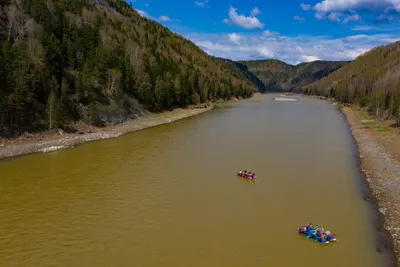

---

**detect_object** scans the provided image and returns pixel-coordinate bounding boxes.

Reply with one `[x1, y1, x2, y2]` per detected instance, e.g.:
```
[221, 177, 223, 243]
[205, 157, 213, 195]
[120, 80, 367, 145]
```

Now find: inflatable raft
[298, 225, 336, 244]
[237, 170, 257, 179]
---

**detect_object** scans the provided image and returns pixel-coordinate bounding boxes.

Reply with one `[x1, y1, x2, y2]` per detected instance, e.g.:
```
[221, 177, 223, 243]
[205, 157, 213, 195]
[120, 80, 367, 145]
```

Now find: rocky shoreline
[342, 107, 400, 267]
[0, 105, 213, 160]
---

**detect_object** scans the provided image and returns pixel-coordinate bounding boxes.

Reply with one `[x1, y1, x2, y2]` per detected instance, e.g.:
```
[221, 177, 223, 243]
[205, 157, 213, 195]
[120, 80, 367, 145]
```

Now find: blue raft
[297, 225, 337, 244]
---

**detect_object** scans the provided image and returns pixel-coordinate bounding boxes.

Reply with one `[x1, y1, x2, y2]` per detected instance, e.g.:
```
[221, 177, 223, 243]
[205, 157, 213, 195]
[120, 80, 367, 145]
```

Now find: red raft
[237, 170, 257, 179]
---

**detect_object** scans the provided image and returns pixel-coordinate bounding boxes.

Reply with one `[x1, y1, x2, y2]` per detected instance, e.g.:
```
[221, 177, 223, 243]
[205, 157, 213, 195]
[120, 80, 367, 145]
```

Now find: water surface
[0, 94, 390, 266]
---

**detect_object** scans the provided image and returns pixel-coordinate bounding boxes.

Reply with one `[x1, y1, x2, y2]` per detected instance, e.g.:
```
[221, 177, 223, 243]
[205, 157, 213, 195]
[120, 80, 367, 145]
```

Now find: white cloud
[251, 7, 261, 16]
[136, 9, 148, 18]
[223, 7, 264, 30]
[328, 12, 341, 22]
[300, 3, 312, 10]
[195, 0, 208, 8]
[315, 12, 324, 20]
[351, 25, 376, 31]
[342, 34, 370, 42]
[135, 9, 171, 22]
[258, 47, 274, 57]
[314, 0, 400, 13]
[183, 31, 400, 64]
[343, 14, 362, 24]
[228, 33, 242, 44]
[159, 15, 171, 21]
[304, 0, 400, 24]
[302, 55, 320, 62]
[262, 30, 279, 37]
[351, 25, 400, 31]
[294, 15, 305, 22]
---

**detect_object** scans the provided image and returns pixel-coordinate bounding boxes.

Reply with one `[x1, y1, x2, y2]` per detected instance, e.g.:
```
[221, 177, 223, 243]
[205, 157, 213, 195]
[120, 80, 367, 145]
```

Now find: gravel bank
[0, 106, 213, 160]
[343, 107, 400, 267]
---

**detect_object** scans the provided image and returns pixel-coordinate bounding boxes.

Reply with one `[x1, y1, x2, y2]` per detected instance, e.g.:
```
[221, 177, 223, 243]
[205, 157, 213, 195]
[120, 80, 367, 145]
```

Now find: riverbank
[342, 106, 400, 266]
[0, 104, 213, 160]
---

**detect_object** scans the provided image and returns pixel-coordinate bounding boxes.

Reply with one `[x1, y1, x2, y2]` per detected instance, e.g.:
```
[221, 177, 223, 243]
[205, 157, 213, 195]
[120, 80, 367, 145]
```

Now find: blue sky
[130, 0, 400, 64]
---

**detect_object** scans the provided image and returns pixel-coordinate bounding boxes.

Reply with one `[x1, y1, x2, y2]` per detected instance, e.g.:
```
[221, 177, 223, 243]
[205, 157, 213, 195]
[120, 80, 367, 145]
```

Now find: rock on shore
[343, 107, 400, 266]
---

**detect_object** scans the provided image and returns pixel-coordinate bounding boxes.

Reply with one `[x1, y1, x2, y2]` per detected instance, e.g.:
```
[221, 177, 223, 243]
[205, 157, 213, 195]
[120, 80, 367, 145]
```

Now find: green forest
[2, 0, 400, 138]
[214, 57, 267, 93]
[0, 0, 257, 137]
[298, 41, 400, 123]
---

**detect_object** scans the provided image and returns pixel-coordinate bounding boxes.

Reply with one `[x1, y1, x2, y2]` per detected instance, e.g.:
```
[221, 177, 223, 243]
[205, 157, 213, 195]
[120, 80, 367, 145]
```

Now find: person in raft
[305, 223, 312, 231]
[325, 230, 331, 235]
[239, 170, 248, 177]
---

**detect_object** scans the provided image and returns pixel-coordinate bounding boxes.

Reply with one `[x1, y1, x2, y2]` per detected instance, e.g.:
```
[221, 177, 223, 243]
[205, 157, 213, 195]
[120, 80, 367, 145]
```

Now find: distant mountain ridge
[213, 57, 267, 92]
[235, 59, 350, 92]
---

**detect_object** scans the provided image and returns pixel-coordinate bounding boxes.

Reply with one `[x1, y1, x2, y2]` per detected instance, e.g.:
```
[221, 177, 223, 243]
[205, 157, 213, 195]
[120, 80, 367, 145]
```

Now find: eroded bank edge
[0, 106, 213, 161]
[340, 105, 398, 267]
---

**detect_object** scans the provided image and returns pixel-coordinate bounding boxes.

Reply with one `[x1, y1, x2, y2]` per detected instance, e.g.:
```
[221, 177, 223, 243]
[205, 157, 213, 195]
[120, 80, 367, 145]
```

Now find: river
[0, 94, 391, 266]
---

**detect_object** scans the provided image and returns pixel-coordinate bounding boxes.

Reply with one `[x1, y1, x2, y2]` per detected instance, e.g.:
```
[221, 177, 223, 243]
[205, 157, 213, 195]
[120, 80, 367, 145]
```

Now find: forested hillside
[238, 59, 349, 91]
[299, 41, 400, 123]
[214, 57, 267, 92]
[0, 0, 256, 137]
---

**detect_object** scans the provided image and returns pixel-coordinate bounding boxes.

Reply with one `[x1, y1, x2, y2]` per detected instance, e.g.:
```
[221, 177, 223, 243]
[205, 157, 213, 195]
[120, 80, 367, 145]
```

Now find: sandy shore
[342, 106, 400, 266]
[0, 105, 213, 160]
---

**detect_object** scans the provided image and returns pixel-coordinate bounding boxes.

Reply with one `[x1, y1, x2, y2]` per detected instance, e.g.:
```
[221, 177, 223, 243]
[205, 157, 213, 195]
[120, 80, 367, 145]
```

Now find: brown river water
[0, 94, 392, 266]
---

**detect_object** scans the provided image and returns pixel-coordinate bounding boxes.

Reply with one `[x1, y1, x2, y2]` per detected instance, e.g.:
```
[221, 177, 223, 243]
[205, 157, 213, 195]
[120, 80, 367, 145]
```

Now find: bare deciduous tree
[107, 69, 121, 97]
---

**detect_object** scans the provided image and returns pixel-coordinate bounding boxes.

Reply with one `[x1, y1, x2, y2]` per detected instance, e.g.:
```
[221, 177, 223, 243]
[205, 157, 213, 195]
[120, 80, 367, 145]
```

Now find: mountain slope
[0, 0, 256, 137]
[237, 59, 349, 92]
[214, 57, 267, 93]
[300, 41, 400, 121]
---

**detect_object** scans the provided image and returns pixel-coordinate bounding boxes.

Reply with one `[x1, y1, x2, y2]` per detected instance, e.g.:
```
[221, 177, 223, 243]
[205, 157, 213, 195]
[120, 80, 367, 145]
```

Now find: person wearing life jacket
[312, 232, 317, 237]
[325, 230, 331, 235]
